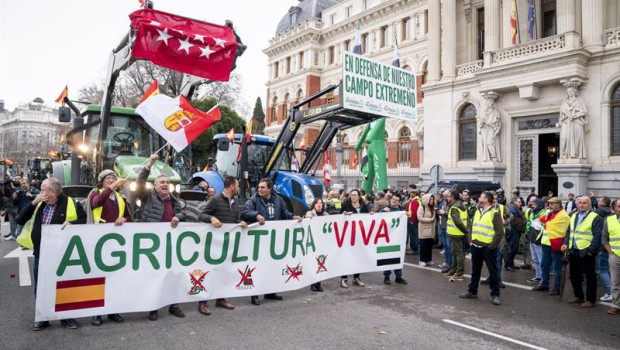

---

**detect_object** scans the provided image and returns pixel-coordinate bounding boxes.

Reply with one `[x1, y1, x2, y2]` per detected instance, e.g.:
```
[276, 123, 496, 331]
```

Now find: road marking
[4, 247, 33, 286]
[443, 319, 548, 350]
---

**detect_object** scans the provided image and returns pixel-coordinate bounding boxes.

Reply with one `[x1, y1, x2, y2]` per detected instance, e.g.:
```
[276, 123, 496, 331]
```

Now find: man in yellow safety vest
[561, 195, 603, 308]
[602, 198, 620, 315]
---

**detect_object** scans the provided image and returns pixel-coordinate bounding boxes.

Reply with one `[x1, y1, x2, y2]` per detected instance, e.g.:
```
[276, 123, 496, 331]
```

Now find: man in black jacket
[242, 178, 302, 305]
[197, 176, 247, 315]
[16, 177, 87, 331]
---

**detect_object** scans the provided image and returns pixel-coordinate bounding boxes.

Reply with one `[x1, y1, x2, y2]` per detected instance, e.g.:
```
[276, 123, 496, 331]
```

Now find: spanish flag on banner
[55, 86, 68, 106]
[55, 277, 105, 312]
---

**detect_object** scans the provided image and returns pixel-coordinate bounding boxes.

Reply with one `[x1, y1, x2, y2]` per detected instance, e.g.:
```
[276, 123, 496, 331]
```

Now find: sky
[0, 0, 293, 115]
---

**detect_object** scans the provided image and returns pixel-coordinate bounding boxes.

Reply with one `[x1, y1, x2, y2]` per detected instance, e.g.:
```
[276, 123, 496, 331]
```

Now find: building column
[428, 0, 441, 82]
[442, 0, 456, 79]
[581, 0, 604, 50]
[502, 0, 512, 47]
[556, 0, 576, 34]
[483, 0, 500, 67]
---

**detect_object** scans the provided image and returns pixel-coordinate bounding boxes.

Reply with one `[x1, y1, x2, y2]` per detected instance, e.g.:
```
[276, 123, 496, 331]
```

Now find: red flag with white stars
[129, 9, 238, 82]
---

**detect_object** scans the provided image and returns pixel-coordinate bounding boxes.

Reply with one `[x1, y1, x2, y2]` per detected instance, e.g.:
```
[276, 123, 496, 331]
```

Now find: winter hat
[98, 169, 117, 184]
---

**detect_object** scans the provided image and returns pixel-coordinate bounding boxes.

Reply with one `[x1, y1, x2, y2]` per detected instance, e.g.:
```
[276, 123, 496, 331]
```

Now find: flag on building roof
[136, 95, 221, 152]
[323, 151, 331, 185]
[528, 0, 536, 40]
[55, 86, 68, 106]
[227, 127, 235, 141]
[246, 117, 253, 142]
[138, 80, 160, 106]
[352, 20, 362, 55]
[511, 0, 519, 45]
[129, 9, 238, 82]
[352, 153, 358, 167]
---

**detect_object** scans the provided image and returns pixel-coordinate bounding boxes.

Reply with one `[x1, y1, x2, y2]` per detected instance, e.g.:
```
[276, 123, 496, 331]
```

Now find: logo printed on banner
[283, 263, 303, 283]
[55, 277, 105, 312]
[315, 255, 328, 273]
[236, 265, 256, 290]
[188, 269, 208, 295]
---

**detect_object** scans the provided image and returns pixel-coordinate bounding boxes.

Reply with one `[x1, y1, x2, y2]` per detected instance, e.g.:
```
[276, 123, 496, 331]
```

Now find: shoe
[481, 279, 490, 285]
[451, 274, 464, 281]
[426, 261, 434, 266]
[459, 291, 477, 299]
[405, 249, 414, 255]
[251, 296, 260, 305]
[395, 277, 407, 285]
[434, 244, 444, 249]
[527, 277, 541, 284]
[198, 303, 212, 315]
[264, 293, 283, 300]
[438, 263, 449, 268]
[520, 263, 533, 270]
[5, 236, 14, 241]
[548, 290, 560, 296]
[443, 271, 455, 277]
[353, 278, 366, 287]
[532, 285, 549, 292]
[499, 281, 506, 289]
[91, 316, 102, 326]
[60, 319, 79, 329]
[148, 311, 158, 321]
[108, 314, 123, 323]
[600, 293, 613, 302]
[581, 301, 594, 308]
[418, 261, 426, 267]
[465, 253, 472, 260]
[384, 276, 391, 284]
[3, 234, 10, 239]
[215, 299, 235, 309]
[310, 283, 318, 291]
[439, 249, 445, 255]
[32, 321, 49, 331]
[491, 296, 501, 305]
[316, 283, 323, 292]
[441, 267, 451, 274]
[607, 307, 620, 315]
[567, 297, 584, 304]
[505, 266, 519, 272]
[168, 306, 185, 318]
[341, 278, 348, 288]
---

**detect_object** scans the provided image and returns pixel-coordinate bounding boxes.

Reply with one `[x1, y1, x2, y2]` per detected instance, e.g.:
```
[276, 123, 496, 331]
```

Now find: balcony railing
[456, 60, 483, 78]
[606, 26, 620, 48]
[490, 34, 566, 66]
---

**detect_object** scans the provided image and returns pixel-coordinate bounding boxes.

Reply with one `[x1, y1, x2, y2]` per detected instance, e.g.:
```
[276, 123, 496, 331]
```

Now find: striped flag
[55, 86, 68, 106]
[246, 117, 254, 142]
[137, 80, 160, 106]
[352, 20, 362, 54]
[528, 0, 536, 40]
[55, 277, 105, 312]
[227, 127, 235, 141]
[510, 0, 518, 44]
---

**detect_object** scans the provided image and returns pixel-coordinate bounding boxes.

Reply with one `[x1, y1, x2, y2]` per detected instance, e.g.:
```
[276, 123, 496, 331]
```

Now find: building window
[274, 62, 279, 79]
[423, 10, 428, 34]
[362, 33, 369, 53]
[298, 51, 304, 70]
[477, 7, 485, 59]
[328, 46, 335, 65]
[344, 39, 351, 52]
[541, 0, 556, 38]
[403, 17, 412, 41]
[295, 89, 303, 105]
[611, 84, 620, 155]
[363, 0, 370, 11]
[380, 26, 388, 48]
[285, 57, 291, 74]
[270, 97, 278, 124]
[346, 6, 353, 18]
[398, 127, 411, 164]
[459, 104, 478, 160]
[330, 14, 336, 25]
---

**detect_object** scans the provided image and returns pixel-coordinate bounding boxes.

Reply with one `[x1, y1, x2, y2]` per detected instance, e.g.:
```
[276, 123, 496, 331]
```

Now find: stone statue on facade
[559, 86, 587, 159]
[479, 96, 502, 162]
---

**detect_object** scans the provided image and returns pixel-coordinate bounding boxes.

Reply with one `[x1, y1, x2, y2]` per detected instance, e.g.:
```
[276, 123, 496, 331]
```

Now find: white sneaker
[438, 263, 449, 268]
[5, 236, 14, 241]
[418, 261, 426, 267]
[600, 293, 613, 302]
[465, 253, 472, 260]
[427, 261, 434, 266]
[439, 249, 445, 255]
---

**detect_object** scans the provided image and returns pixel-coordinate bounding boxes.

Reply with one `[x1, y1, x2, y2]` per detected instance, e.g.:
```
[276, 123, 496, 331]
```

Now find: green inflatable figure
[354, 117, 387, 193]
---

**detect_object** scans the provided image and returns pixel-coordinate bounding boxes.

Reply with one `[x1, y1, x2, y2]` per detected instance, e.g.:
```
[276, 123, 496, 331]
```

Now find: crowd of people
[2, 158, 619, 332]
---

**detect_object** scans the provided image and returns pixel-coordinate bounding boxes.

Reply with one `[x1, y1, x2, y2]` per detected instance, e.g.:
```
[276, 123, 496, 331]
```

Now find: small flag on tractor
[55, 86, 68, 106]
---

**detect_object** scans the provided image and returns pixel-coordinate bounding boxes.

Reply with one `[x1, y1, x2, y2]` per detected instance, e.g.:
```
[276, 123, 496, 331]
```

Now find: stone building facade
[267, 0, 620, 198]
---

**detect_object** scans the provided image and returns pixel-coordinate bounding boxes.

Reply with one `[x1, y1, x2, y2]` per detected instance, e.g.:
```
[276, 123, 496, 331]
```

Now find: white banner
[342, 51, 417, 122]
[35, 212, 406, 321]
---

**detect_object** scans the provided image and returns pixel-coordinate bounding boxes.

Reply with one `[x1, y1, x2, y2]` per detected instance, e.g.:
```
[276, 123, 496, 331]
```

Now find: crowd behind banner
[2, 158, 619, 331]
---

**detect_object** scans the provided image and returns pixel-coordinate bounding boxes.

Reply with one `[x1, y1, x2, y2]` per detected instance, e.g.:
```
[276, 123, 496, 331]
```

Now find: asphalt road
[1, 223, 618, 350]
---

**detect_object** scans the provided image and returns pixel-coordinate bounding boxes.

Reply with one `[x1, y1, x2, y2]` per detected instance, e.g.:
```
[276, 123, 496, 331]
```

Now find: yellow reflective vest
[568, 211, 598, 250]
[539, 209, 570, 246]
[607, 216, 620, 258]
[447, 206, 468, 236]
[17, 197, 78, 250]
[92, 189, 125, 224]
[472, 208, 497, 244]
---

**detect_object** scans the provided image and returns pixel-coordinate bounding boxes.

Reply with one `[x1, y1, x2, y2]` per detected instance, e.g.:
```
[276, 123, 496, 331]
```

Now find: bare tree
[195, 72, 250, 117]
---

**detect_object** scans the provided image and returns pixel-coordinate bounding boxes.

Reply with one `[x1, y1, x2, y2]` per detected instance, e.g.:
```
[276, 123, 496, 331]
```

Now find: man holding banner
[197, 176, 247, 315]
[242, 178, 302, 305]
[17, 177, 87, 331]
[137, 154, 187, 320]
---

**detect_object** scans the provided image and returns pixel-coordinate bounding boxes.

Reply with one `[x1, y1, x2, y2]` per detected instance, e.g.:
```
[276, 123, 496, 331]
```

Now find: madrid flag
[129, 9, 238, 82]
[136, 95, 221, 152]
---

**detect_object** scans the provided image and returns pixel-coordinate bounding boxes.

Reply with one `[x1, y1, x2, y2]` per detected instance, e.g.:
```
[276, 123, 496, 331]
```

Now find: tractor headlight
[303, 185, 314, 207]
[136, 199, 142, 207]
[175, 184, 181, 193]
[168, 183, 174, 192]
[146, 182, 153, 190]
[129, 182, 137, 191]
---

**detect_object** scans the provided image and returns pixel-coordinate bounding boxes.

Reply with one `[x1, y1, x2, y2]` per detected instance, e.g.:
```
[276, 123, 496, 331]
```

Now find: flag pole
[515, 0, 521, 45]
[122, 142, 170, 180]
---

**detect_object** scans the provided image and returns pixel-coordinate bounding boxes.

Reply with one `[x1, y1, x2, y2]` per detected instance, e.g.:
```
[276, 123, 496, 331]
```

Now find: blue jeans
[530, 243, 543, 279]
[540, 245, 563, 291]
[496, 240, 503, 281]
[384, 269, 402, 277]
[599, 250, 612, 295]
[408, 222, 419, 252]
[7, 212, 17, 237]
[440, 227, 452, 265]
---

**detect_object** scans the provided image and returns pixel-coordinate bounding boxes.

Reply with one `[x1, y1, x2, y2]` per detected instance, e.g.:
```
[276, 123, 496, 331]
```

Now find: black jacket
[16, 194, 86, 257]
[340, 200, 370, 214]
[241, 193, 294, 223]
[136, 167, 185, 223]
[199, 193, 242, 224]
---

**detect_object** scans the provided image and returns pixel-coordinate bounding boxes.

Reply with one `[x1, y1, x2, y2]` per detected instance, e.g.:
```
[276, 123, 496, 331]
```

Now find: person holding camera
[15, 178, 39, 237]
